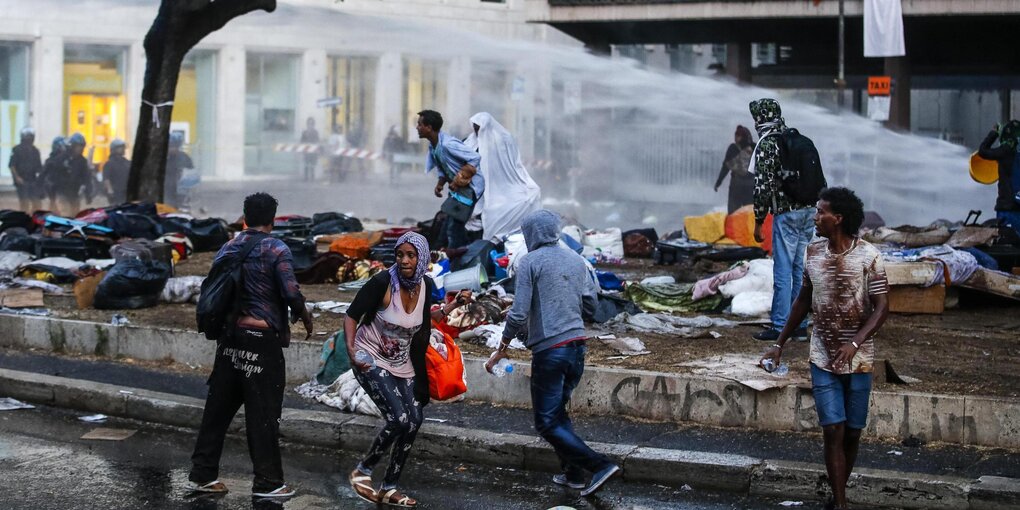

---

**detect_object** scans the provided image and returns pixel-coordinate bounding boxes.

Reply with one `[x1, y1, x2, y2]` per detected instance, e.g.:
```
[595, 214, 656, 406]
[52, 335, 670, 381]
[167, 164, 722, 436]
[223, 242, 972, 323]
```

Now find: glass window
[327, 55, 377, 150]
[0, 42, 30, 179]
[63, 44, 127, 164]
[172, 50, 217, 176]
[245, 53, 299, 175]
[403, 58, 447, 142]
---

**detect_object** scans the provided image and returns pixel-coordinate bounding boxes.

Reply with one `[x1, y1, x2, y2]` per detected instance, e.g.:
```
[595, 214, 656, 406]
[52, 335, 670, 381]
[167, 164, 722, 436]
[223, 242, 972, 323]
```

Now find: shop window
[0, 42, 30, 179]
[171, 50, 217, 176]
[403, 58, 448, 143]
[245, 53, 299, 175]
[327, 55, 377, 151]
[63, 44, 127, 165]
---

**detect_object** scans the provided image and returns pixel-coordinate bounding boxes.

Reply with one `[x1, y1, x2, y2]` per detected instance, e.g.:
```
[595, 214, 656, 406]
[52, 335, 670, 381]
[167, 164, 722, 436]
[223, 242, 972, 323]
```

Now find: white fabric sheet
[864, 0, 906, 57]
[464, 112, 541, 243]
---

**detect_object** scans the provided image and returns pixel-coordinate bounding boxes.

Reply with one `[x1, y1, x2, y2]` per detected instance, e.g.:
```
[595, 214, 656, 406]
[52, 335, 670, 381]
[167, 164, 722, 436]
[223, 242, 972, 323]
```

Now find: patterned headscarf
[1000, 120, 1020, 150]
[749, 98, 786, 136]
[388, 231, 431, 292]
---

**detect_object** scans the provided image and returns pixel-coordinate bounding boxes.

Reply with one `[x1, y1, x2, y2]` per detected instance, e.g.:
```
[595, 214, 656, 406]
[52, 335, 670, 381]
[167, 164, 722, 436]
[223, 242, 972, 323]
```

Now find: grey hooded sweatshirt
[502, 209, 598, 353]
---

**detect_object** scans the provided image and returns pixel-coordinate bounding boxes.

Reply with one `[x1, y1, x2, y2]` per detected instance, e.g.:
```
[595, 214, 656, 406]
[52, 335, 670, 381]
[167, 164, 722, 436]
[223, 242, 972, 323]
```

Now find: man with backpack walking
[188, 192, 313, 499]
[749, 98, 827, 342]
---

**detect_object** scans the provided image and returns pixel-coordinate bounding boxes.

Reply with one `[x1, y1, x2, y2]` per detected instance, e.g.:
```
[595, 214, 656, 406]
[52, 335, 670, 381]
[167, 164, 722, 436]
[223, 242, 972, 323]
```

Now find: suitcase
[281, 236, 316, 271]
[35, 236, 112, 261]
[273, 215, 313, 238]
[653, 239, 709, 265]
[370, 242, 397, 265]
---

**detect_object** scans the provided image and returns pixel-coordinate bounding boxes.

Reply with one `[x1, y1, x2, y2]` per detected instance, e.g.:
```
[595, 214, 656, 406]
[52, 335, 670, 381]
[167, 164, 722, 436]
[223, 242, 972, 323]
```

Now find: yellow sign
[65, 73, 123, 94]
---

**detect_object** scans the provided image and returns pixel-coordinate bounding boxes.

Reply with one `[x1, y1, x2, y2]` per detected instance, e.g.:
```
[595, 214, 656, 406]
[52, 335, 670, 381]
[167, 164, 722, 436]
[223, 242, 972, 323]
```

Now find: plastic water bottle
[490, 354, 514, 378]
[354, 349, 375, 367]
[762, 358, 789, 376]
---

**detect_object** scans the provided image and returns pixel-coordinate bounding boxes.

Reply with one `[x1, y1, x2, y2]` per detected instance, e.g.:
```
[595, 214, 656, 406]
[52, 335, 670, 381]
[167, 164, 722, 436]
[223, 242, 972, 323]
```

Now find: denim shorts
[810, 363, 873, 429]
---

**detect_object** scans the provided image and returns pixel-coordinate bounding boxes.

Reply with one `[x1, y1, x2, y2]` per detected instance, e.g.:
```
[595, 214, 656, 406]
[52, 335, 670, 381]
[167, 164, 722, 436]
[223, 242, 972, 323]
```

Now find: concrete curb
[2, 368, 1016, 509]
[3, 314, 1020, 449]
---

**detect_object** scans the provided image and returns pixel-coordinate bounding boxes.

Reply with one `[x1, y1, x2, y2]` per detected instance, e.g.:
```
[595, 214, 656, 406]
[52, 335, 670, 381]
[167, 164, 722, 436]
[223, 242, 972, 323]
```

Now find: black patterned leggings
[352, 365, 423, 489]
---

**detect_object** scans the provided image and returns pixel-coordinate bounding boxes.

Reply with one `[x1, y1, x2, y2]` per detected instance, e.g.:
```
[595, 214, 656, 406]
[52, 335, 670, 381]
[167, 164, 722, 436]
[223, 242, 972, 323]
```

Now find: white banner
[864, 0, 906, 57]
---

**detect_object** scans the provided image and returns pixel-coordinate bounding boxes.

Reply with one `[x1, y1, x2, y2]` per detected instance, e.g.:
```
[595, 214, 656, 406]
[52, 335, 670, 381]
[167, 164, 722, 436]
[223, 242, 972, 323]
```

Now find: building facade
[0, 0, 567, 182]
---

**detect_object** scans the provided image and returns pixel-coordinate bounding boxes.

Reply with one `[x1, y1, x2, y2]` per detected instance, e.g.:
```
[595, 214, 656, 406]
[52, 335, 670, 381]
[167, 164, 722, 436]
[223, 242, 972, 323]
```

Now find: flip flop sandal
[349, 469, 378, 504]
[186, 480, 228, 494]
[380, 488, 417, 508]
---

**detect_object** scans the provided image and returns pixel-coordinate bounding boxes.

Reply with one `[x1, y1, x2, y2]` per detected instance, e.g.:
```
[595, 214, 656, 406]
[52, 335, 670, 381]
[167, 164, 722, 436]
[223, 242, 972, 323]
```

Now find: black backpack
[777, 128, 827, 205]
[196, 233, 263, 340]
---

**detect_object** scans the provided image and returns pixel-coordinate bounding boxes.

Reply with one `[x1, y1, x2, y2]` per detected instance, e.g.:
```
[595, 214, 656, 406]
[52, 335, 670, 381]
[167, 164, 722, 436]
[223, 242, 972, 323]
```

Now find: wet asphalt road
[0, 405, 791, 510]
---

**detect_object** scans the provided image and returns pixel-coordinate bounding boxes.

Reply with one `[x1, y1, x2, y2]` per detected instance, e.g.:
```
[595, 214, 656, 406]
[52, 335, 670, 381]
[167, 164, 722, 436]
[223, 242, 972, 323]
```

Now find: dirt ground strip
[42, 250, 1020, 398]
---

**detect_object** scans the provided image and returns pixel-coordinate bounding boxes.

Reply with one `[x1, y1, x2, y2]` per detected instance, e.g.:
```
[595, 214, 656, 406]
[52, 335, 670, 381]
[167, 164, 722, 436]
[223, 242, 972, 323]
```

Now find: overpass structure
[526, 0, 1020, 135]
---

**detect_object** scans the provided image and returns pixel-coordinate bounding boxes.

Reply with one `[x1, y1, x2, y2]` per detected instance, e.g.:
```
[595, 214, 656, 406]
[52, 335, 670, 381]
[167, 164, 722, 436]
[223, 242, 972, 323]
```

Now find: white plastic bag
[582, 228, 624, 258]
[730, 291, 773, 316]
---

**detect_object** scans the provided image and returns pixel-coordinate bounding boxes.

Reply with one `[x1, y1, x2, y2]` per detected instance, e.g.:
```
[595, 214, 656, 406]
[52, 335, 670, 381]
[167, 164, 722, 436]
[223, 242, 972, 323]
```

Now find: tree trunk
[127, 0, 276, 203]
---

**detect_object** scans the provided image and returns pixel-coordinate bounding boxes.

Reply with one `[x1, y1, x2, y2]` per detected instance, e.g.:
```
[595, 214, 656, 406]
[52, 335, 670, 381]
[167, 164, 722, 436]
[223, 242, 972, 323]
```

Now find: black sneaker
[580, 464, 620, 497]
[552, 473, 585, 489]
[752, 328, 780, 341]
[792, 327, 809, 342]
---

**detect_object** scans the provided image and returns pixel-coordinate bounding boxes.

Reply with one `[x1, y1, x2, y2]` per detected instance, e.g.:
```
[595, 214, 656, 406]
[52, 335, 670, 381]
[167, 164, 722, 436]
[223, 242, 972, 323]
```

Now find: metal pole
[836, 0, 846, 108]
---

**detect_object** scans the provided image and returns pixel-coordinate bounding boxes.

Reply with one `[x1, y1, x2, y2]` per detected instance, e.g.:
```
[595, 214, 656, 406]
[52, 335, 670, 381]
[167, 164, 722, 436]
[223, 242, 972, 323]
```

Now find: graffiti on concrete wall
[609, 375, 749, 427]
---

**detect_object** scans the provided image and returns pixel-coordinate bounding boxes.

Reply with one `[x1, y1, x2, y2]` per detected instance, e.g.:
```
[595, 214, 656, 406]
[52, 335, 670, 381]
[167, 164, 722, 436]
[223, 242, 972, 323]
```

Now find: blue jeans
[771, 207, 815, 329]
[810, 363, 873, 429]
[531, 343, 612, 478]
[441, 216, 469, 249]
[997, 211, 1020, 238]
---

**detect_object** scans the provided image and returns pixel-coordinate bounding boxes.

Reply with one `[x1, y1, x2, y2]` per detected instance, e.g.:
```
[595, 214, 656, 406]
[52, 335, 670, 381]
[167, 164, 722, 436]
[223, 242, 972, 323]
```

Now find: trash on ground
[160, 276, 205, 304]
[424, 418, 448, 423]
[598, 336, 650, 356]
[311, 301, 351, 314]
[640, 275, 675, 286]
[80, 428, 136, 441]
[0, 306, 50, 316]
[79, 414, 108, 423]
[887, 450, 903, 456]
[110, 314, 130, 326]
[11, 277, 64, 294]
[459, 323, 525, 350]
[680, 354, 808, 391]
[72, 272, 105, 308]
[296, 370, 382, 417]
[709, 331, 723, 339]
[0, 397, 35, 411]
[607, 313, 735, 337]
[680, 484, 693, 492]
[778, 502, 803, 507]
[901, 435, 925, 447]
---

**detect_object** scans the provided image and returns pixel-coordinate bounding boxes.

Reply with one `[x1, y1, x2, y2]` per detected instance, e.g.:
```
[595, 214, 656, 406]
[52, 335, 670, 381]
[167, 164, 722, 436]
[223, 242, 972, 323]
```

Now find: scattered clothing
[693, 262, 750, 301]
[624, 282, 724, 313]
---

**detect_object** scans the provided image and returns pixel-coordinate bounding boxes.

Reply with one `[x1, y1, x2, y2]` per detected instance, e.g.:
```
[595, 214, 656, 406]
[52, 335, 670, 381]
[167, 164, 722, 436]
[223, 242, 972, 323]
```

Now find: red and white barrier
[274, 144, 382, 160]
[332, 147, 382, 160]
[274, 143, 320, 153]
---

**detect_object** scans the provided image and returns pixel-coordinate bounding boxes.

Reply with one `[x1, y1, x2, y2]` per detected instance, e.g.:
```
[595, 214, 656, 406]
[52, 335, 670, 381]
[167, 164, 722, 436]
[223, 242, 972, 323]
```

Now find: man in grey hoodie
[486, 209, 621, 496]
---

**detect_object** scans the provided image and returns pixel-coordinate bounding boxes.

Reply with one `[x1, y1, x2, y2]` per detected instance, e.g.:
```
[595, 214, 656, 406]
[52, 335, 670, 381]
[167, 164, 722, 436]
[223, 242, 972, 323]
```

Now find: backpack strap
[228, 232, 267, 327]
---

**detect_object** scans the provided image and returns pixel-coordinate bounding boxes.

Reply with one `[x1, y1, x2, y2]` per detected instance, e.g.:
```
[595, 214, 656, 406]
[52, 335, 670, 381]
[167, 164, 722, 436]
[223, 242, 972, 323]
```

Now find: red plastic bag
[426, 324, 467, 401]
